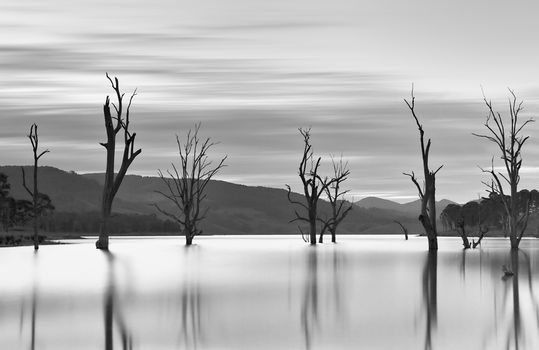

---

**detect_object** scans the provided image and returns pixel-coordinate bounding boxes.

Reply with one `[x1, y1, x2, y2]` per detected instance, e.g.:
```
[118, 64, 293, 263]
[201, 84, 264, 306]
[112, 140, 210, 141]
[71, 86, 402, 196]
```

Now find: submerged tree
[155, 124, 226, 246]
[319, 157, 352, 243]
[440, 203, 471, 249]
[96, 74, 141, 250]
[473, 90, 534, 249]
[403, 88, 443, 251]
[21, 124, 50, 250]
[393, 220, 409, 240]
[286, 128, 347, 245]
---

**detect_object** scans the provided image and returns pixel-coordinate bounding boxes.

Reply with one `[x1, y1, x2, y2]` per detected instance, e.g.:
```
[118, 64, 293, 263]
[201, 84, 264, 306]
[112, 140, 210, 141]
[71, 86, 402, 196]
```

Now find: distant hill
[356, 197, 457, 217]
[0, 166, 145, 214]
[1, 166, 425, 235]
[355, 197, 404, 212]
[1, 166, 102, 212]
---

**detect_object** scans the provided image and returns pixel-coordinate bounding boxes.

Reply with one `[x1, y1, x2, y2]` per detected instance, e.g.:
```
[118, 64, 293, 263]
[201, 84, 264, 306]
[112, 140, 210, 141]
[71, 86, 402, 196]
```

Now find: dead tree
[21, 124, 49, 250]
[394, 220, 409, 240]
[473, 89, 534, 249]
[96, 74, 141, 250]
[155, 124, 226, 246]
[421, 251, 438, 350]
[403, 88, 443, 251]
[319, 156, 352, 243]
[472, 226, 489, 249]
[286, 128, 347, 245]
[455, 219, 471, 249]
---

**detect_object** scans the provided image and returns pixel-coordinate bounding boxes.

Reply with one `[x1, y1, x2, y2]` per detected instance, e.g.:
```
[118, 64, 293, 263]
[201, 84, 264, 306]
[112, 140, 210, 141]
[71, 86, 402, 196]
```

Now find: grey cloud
[2, 44, 539, 203]
[184, 20, 337, 33]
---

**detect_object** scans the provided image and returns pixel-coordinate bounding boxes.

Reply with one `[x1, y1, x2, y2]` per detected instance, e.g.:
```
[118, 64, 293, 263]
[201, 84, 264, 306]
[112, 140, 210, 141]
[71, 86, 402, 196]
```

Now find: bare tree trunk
[185, 226, 194, 246]
[456, 221, 471, 249]
[472, 226, 488, 248]
[309, 210, 317, 245]
[22, 124, 50, 251]
[510, 182, 518, 249]
[32, 156, 39, 250]
[428, 176, 438, 239]
[394, 220, 409, 240]
[96, 74, 141, 250]
[97, 109, 116, 250]
[404, 88, 442, 251]
[98, 202, 112, 250]
[318, 225, 325, 243]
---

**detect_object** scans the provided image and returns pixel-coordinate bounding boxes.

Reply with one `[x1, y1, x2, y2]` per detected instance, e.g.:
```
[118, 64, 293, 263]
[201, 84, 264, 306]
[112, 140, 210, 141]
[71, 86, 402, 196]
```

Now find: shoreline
[2, 229, 538, 247]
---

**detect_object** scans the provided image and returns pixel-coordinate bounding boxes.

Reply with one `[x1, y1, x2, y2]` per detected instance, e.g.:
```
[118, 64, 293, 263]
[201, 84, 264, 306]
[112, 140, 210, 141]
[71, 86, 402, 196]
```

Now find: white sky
[2, 0, 539, 203]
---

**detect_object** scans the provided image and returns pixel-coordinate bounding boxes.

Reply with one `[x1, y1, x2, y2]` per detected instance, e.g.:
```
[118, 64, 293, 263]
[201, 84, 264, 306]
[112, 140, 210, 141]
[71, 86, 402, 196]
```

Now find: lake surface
[1, 235, 539, 350]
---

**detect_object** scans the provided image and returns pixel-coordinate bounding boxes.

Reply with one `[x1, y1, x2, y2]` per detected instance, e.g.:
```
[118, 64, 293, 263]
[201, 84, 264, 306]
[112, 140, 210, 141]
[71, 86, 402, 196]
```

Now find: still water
[1, 235, 538, 350]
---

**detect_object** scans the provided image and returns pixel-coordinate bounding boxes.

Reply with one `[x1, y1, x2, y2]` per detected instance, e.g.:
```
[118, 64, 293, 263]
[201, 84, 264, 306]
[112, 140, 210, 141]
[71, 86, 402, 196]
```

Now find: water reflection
[16, 251, 39, 350]
[30, 252, 38, 350]
[500, 249, 535, 350]
[331, 247, 346, 320]
[301, 248, 318, 350]
[300, 247, 347, 349]
[509, 249, 521, 350]
[178, 246, 203, 349]
[481, 248, 539, 350]
[103, 252, 132, 350]
[460, 249, 467, 281]
[421, 251, 437, 350]
[5, 237, 539, 349]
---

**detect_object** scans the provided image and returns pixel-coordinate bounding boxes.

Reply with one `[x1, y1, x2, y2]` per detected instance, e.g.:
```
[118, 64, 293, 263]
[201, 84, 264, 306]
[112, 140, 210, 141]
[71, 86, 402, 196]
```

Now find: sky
[2, 0, 539, 203]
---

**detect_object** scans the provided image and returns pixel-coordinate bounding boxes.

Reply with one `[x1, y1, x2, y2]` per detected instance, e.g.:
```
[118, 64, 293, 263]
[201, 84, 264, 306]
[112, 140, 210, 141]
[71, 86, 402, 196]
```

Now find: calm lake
[1, 235, 538, 350]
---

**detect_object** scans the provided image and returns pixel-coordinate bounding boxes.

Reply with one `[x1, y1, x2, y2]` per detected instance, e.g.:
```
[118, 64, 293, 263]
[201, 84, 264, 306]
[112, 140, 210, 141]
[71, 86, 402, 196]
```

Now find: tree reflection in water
[301, 248, 318, 350]
[421, 251, 437, 350]
[480, 248, 539, 350]
[300, 247, 347, 350]
[9, 237, 539, 349]
[509, 249, 521, 350]
[103, 252, 132, 350]
[19, 251, 40, 350]
[459, 249, 467, 281]
[500, 249, 527, 350]
[30, 251, 38, 350]
[178, 246, 203, 349]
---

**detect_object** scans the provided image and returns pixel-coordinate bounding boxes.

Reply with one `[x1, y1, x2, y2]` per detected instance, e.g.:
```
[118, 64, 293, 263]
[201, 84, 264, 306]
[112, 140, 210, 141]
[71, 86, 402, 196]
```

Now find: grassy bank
[0, 231, 82, 247]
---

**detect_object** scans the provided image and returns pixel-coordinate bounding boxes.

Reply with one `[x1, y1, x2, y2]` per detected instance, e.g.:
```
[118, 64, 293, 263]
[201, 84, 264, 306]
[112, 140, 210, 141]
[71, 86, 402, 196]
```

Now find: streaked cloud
[2, 0, 539, 204]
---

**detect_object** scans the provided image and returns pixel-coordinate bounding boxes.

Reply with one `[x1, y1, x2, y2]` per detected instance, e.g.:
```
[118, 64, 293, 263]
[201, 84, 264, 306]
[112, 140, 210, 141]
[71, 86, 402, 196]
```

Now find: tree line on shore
[440, 190, 539, 248]
[0, 74, 536, 251]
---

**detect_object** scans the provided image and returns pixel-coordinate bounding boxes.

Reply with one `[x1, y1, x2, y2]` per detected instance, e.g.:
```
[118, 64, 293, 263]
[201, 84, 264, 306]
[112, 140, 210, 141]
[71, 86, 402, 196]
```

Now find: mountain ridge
[355, 196, 457, 216]
[0, 165, 448, 234]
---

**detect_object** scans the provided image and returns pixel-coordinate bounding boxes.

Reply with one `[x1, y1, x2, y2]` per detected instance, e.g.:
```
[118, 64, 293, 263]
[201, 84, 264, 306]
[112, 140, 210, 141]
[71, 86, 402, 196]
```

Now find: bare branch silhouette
[473, 89, 534, 249]
[155, 123, 226, 245]
[96, 74, 141, 250]
[404, 87, 443, 250]
[21, 124, 52, 250]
